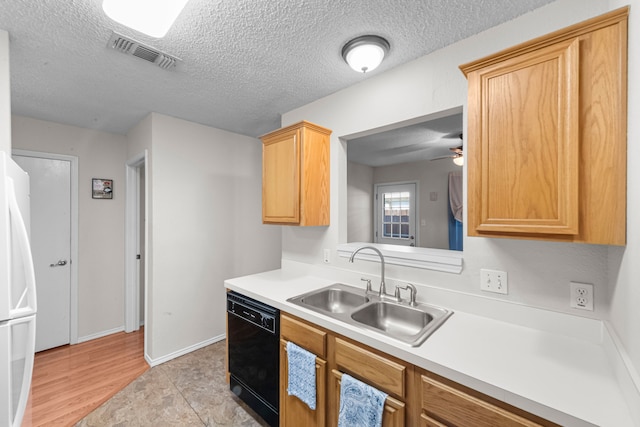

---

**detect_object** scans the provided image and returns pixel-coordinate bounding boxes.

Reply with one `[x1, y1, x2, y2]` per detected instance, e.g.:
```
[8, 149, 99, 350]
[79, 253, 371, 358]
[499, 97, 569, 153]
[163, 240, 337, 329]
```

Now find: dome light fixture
[342, 35, 390, 73]
[453, 155, 464, 166]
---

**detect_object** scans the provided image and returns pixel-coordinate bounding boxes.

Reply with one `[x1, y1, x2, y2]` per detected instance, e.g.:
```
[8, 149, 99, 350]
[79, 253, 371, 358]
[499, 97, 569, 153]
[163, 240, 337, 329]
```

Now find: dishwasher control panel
[227, 292, 278, 334]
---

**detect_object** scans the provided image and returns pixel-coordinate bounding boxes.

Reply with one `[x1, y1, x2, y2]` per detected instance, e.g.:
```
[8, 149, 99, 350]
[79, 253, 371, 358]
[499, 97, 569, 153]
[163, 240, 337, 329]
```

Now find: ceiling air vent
[107, 32, 180, 70]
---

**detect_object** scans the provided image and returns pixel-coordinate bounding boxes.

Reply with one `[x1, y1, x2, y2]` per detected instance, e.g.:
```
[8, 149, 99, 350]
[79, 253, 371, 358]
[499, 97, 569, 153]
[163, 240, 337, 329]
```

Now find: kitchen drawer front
[420, 375, 545, 427]
[420, 413, 447, 427]
[334, 337, 405, 398]
[281, 314, 327, 357]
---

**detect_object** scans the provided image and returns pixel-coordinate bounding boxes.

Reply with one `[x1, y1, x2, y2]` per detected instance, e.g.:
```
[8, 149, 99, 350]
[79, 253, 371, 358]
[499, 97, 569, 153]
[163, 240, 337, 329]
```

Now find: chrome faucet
[349, 246, 389, 298]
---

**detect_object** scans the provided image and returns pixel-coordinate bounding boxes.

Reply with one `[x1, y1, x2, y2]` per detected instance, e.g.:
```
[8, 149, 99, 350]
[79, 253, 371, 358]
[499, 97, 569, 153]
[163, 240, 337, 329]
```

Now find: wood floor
[22, 328, 148, 427]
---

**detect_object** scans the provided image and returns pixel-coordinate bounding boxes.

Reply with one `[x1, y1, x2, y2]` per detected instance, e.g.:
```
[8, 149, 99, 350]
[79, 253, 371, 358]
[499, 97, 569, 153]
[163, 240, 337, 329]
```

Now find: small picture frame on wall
[92, 178, 113, 199]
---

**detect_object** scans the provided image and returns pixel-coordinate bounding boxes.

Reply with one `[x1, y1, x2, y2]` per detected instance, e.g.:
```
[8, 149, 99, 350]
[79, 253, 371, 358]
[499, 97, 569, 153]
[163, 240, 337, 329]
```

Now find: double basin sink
[287, 283, 452, 347]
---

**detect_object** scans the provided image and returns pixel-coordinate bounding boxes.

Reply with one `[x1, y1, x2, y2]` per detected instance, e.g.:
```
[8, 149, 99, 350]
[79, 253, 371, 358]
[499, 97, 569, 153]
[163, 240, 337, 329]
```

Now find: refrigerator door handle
[6, 177, 37, 314]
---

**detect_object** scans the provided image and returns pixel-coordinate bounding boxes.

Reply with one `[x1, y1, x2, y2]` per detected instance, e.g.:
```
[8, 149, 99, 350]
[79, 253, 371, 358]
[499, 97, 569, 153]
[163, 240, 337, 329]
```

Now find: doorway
[125, 152, 147, 338]
[12, 150, 79, 351]
[374, 182, 418, 247]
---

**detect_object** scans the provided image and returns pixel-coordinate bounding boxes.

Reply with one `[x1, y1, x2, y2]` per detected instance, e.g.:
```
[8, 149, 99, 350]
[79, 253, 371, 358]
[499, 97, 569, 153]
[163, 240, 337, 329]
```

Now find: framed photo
[92, 178, 113, 199]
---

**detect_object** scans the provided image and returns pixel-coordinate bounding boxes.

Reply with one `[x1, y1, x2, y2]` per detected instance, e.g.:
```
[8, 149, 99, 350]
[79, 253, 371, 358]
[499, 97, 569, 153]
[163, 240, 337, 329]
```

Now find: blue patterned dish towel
[338, 373, 388, 427]
[286, 341, 316, 410]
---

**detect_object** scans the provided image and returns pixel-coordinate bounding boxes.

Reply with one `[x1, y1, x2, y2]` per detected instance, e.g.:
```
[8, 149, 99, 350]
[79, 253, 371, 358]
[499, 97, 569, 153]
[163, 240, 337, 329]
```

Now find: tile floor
[75, 340, 269, 427]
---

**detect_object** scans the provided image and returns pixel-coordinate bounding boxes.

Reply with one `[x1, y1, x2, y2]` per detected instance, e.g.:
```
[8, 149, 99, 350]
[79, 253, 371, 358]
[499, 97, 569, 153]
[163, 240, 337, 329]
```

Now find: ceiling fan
[430, 133, 464, 165]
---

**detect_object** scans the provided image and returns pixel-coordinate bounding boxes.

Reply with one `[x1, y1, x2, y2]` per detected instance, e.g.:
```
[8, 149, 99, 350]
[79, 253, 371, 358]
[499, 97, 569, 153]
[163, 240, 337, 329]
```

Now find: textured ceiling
[1, 0, 555, 137]
[348, 111, 463, 167]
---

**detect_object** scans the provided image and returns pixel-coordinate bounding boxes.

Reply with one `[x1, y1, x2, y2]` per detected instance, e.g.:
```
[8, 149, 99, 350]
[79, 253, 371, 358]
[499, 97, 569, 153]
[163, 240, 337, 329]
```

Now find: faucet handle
[360, 277, 373, 293]
[395, 283, 418, 306]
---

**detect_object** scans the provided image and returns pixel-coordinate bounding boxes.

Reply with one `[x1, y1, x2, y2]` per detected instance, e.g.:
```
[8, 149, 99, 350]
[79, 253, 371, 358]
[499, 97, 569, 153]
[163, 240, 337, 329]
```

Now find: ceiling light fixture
[102, 0, 190, 38]
[342, 35, 390, 73]
[453, 155, 464, 166]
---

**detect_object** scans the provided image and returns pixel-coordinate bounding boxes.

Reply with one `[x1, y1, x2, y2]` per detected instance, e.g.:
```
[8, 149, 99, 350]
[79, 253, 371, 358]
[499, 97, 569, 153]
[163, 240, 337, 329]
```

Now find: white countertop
[225, 268, 636, 427]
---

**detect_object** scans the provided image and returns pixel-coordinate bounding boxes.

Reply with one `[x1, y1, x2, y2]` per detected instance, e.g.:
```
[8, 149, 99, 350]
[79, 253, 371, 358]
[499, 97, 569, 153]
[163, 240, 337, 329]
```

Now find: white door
[374, 182, 417, 246]
[13, 156, 71, 352]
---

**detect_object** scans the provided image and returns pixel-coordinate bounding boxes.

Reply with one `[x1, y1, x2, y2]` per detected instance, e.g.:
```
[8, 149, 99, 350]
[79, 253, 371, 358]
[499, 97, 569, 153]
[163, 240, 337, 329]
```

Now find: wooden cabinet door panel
[469, 38, 580, 235]
[280, 339, 326, 427]
[262, 128, 300, 223]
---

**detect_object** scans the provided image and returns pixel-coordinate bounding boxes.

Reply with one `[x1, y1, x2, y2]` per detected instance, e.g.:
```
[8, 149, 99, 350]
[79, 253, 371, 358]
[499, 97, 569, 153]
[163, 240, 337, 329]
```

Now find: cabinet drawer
[420, 413, 446, 427]
[420, 375, 544, 427]
[281, 314, 327, 357]
[334, 337, 405, 398]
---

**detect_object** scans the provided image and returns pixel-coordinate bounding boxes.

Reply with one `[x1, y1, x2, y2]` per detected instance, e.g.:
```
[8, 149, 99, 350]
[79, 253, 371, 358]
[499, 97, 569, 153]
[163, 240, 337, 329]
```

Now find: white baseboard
[145, 334, 226, 367]
[76, 326, 125, 344]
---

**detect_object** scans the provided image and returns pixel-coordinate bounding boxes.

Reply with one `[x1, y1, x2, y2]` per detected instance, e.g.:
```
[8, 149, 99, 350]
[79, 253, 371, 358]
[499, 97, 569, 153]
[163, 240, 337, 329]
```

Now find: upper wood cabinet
[460, 7, 628, 245]
[261, 121, 331, 226]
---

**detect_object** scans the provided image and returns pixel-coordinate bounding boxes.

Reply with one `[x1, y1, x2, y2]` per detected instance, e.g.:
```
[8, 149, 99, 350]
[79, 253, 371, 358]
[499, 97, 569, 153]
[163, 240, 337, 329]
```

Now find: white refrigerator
[0, 151, 37, 427]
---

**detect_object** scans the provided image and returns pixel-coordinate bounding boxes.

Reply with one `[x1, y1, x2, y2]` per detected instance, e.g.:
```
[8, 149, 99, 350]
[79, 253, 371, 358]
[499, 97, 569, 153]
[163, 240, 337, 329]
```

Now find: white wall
[373, 159, 460, 249]
[126, 114, 154, 356]
[347, 161, 373, 243]
[11, 115, 127, 339]
[282, 0, 640, 390]
[0, 30, 11, 153]
[282, 0, 611, 316]
[284, 0, 640, 413]
[145, 113, 281, 362]
[608, 0, 640, 394]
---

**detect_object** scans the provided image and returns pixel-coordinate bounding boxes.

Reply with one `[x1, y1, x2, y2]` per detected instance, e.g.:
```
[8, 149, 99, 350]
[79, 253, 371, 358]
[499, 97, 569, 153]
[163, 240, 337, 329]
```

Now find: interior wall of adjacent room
[11, 115, 127, 339]
[145, 113, 282, 362]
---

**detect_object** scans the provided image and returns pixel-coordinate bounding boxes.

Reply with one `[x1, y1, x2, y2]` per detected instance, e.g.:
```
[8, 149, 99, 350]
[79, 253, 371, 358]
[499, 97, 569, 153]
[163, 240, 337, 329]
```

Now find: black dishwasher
[227, 291, 279, 426]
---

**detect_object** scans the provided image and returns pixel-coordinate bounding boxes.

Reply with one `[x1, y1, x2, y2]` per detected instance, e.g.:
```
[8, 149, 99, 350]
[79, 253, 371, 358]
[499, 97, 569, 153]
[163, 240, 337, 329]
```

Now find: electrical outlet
[480, 269, 508, 294]
[570, 282, 594, 311]
[323, 248, 330, 264]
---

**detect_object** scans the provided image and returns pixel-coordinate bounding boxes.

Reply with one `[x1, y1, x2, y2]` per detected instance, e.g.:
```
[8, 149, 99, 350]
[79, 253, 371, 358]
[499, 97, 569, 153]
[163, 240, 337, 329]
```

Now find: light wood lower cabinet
[280, 339, 327, 427]
[280, 314, 327, 427]
[280, 312, 558, 427]
[418, 370, 559, 427]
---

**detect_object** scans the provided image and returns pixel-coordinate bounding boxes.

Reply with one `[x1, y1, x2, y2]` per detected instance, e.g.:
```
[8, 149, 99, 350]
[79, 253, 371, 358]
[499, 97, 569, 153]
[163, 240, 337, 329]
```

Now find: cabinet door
[420, 374, 546, 427]
[262, 128, 300, 223]
[280, 339, 326, 427]
[467, 38, 580, 236]
[331, 370, 405, 427]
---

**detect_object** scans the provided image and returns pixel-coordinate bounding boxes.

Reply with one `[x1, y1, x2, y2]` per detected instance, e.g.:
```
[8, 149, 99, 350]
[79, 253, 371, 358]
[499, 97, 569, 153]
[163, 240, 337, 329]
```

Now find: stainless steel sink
[288, 283, 370, 314]
[350, 301, 450, 346]
[287, 283, 452, 346]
